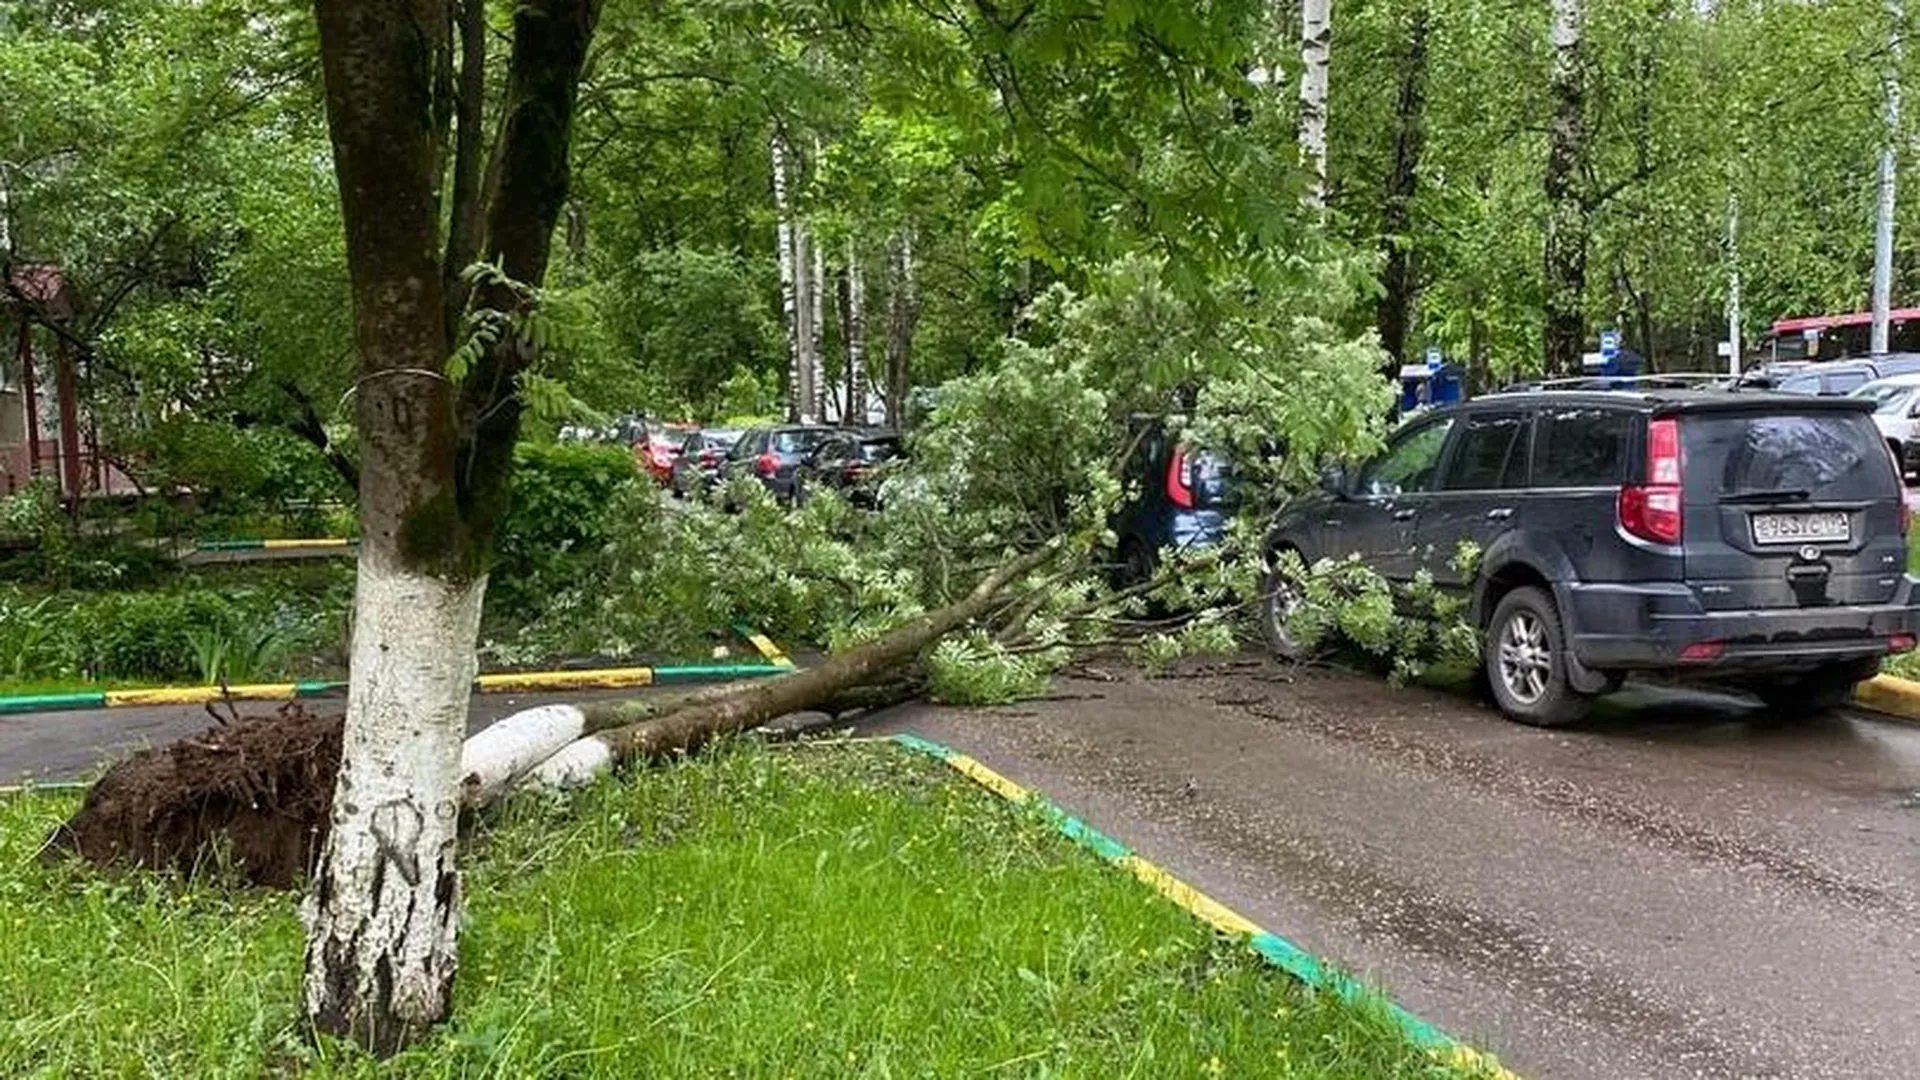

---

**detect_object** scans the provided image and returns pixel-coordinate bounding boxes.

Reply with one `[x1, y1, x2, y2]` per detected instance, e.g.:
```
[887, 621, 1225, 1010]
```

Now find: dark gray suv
[1262, 391, 1920, 726]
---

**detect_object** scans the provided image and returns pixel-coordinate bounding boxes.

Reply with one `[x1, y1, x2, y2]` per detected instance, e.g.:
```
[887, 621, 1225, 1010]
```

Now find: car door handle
[1322, 520, 1341, 528]
[1392, 508, 1417, 521]
[1486, 507, 1514, 521]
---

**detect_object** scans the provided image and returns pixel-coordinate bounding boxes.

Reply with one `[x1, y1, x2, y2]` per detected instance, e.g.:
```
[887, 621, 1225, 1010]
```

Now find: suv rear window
[1531, 407, 1632, 487]
[1684, 412, 1895, 500]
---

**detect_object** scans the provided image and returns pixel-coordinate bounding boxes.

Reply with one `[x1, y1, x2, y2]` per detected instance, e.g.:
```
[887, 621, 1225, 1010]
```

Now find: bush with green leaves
[488, 441, 645, 619]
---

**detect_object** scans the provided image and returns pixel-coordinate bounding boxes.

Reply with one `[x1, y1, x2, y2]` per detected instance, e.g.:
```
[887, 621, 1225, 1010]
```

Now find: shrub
[489, 441, 644, 618]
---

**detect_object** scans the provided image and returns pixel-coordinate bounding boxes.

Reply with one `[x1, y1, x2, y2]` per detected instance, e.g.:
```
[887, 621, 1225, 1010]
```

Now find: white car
[1850, 372, 1920, 479]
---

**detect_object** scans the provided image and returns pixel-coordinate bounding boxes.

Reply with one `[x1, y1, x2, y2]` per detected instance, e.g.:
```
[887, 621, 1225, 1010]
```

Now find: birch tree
[884, 230, 918, 427]
[843, 237, 867, 423]
[1543, 0, 1590, 375]
[772, 129, 805, 419]
[1299, 0, 1333, 210]
[301, 0, 598, 1054]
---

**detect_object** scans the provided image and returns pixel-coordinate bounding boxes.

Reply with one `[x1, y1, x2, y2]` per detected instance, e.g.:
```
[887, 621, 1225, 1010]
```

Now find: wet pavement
[866, 664, 1920, 1080]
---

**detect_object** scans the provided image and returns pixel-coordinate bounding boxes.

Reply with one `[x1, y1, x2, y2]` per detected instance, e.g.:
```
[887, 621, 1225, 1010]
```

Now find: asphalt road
[867, 665, 1920, 1080]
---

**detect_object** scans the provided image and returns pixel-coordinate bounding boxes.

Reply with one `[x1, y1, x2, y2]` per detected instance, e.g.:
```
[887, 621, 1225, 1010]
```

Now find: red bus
[1764, 308, 1920, 362]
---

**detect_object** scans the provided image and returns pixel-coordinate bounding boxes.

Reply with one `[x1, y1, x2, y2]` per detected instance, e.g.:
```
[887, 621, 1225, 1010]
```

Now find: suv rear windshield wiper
[1721, 488, 1812, 504]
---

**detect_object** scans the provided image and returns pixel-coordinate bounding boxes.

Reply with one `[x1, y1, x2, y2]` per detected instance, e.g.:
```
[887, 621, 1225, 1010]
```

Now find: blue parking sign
[1599, 330, 1620, 361]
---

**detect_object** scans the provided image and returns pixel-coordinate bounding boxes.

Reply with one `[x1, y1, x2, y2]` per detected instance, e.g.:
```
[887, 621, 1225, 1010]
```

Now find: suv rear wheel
[1259, 551, 1307, 661]
[1752, 659, 1877, 716]
[1485, 587, 1592, 727]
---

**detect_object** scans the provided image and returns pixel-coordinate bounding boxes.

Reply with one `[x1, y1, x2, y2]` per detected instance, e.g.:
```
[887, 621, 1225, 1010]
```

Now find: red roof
[1771, 307, 1920, 334]
[4, 264, 75, 316]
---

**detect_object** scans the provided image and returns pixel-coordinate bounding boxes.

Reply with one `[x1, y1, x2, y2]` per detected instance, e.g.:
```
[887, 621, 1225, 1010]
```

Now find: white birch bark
[1298, 0, 1333, 210]
[300, 559, 485, 1053]
[1873, 0, 1904, 356]
[808, 225, 826, 421]
[772, 130, 803, 420]
[845, 236, 866, 424]
[457, 704, 586, 808]
[1726, 191, 1742, 375]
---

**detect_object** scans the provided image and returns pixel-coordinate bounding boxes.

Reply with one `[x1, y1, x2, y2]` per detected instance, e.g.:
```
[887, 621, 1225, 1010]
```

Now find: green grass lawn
[0, 744, 1491, 1078]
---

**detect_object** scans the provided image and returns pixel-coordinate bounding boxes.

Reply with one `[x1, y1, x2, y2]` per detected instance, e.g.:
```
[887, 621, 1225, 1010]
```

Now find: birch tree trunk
[1873, 0, 1903, 356]
[303, 0, 596, 1054]
[1543, 0, 1590, 377]
[809, 223, 826, 420]
[771, 131, 804, 422]
[844, 237, 866, 424]
[884, 231, 919, 428]
[1298, 0, 1333, 211]
[1726, 191, 1742, 374]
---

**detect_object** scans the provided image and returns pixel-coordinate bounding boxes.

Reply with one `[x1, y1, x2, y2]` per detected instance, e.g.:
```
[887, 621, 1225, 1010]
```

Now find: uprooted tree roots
[45, 703, 344, 889]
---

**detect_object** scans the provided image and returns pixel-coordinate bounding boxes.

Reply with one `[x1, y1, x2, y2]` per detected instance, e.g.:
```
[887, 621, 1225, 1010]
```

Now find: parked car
[1111, 419, 1235, 585]
[1851, 373, 1920, 481]
[635, 423, 696, 485]
[722, 425, 843, 502]
[1773, 360, 1881, 397]
[792, 430, 903, 508]
[669, 428, 744, 497]
[1261, 390, 1920, 726]
[1730, 361, 1812, 390]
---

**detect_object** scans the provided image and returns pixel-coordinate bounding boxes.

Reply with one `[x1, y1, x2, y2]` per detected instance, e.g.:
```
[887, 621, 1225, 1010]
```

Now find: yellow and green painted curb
[892, 732, 1522, 1080]
[194, 537, 357, 552]
[0, 631, 799, 717]
[1852, 673, 1920, 722]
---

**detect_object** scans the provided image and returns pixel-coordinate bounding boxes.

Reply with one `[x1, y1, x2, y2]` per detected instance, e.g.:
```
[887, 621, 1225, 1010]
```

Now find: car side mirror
[1319, 465, 1349, 498]
[1908, 400, 1920, 419]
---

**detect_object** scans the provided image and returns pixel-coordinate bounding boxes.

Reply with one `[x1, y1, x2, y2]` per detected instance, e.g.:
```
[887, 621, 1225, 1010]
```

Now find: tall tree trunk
[1375, 5, 1429, 368]
[808, 223, 826, 420]
[1873, 0, 1903, 355]
[1298, 0, 1333, 211]
[303, 0, 596, 1055]
[1543, 0, 1590, 376]
[794, 222, 818, 420]
[884, 231, 919, 429]
[53, 332, 81, 505]
[1726, 191, 1742, 374]
[844, 238, 866, 424]
[771, 130, 802, 422]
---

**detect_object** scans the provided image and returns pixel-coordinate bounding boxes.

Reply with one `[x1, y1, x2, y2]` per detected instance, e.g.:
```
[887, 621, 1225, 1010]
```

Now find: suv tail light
[1166, 445, 1195, 509]
[1618, 417, 1683, 545]
[756, 452, 779, 478]
[700, 448, 720, 466]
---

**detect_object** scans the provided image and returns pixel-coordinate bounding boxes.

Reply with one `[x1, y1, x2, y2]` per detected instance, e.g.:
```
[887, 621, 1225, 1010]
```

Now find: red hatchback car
[634, 422, 696, 485]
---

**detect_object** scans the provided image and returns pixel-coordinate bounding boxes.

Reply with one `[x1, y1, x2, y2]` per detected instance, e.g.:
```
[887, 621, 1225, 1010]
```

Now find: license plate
[1750, 511, 1850, 545]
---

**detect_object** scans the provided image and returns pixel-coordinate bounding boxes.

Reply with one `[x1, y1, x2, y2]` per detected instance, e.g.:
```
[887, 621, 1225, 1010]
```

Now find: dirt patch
[44, 704, 344, 889]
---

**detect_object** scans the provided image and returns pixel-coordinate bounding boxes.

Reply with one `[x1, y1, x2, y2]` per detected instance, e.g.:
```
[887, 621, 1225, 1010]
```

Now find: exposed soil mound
[46, 704, 345, 889]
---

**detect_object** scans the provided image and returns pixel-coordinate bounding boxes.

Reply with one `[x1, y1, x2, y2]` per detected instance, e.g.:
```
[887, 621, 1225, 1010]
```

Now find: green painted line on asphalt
[294, 680, 347, 698]
[194, 539, 266, 551]
[0, 691, 108, 716]
[649, 663, 790, 685]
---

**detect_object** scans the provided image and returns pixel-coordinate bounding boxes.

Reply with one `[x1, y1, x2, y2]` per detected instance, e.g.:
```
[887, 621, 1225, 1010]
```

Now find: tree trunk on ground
[1543, 0, 1590, 377]
[884, 232, 918, 427]
[302, 0, 596, 1055]
[1375, 4, 1429, 368]
[772, 130, 803, 422]
[523, 543, 1061, 791]
[1298, 0, 1333, 211]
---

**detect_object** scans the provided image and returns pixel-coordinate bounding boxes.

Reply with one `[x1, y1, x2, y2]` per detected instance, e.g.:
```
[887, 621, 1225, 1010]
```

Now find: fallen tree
[48, 543, 1059, 887]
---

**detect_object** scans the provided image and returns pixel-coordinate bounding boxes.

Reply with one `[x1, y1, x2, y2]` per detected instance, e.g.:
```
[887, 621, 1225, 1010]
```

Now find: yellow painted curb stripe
[260, 538, 354, 549]
[475, 668, 654, 693]
[1853, 674, 1920, 721]
[743, 631, 796, 669]
[944, 752, 1031, 803]
[1118, 854, 1262, 938]
[104, 684, 299, 708]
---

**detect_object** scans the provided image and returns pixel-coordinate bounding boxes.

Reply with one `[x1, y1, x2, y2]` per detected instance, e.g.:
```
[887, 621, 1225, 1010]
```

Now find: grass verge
[0, 744, 1492, 1078]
